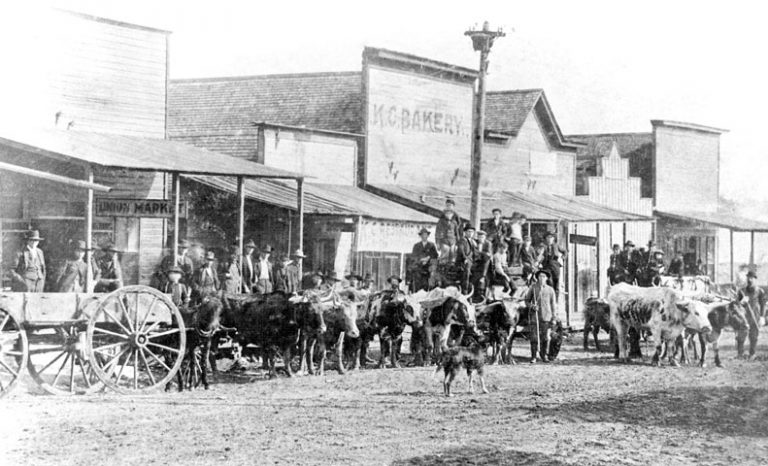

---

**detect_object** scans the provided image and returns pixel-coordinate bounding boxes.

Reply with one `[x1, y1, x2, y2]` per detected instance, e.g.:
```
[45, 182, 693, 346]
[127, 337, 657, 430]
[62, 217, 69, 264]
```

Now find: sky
[26, 0, 768, 202]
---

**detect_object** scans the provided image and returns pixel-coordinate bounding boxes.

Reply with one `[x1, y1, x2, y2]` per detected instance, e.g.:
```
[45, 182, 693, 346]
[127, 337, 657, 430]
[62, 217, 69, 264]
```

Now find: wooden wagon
[0, 285, 186, 397]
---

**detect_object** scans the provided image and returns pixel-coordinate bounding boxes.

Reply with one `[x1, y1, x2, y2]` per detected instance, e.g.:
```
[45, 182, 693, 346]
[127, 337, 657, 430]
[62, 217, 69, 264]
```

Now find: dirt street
[2, 332, 767, 466]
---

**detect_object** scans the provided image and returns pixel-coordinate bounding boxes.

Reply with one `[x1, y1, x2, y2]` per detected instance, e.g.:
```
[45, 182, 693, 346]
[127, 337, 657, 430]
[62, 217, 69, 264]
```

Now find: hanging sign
[95, 198, 187, 218]
[569, 234, 597, 246]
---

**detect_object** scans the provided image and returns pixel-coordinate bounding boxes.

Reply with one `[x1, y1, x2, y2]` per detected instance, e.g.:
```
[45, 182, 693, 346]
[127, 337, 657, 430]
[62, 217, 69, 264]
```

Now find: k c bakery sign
[95, 198, 187, 218]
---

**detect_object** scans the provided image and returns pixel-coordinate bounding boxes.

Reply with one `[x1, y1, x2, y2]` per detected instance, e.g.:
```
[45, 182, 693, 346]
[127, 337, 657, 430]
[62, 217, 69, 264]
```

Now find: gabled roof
[367, 184, 652, 223]
[186, 176, 436, 223]
[485, 90, 581, 152]
[568, 132, 654, 159]
[0, 126, 302, 179]
[168, 72, 363, 138]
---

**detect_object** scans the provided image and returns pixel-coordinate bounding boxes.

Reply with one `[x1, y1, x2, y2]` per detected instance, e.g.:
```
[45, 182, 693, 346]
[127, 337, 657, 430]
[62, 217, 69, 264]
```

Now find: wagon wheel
[0, 309, 27, 398]
[27, 323, 104, 395]
[86, 286, 186, 393]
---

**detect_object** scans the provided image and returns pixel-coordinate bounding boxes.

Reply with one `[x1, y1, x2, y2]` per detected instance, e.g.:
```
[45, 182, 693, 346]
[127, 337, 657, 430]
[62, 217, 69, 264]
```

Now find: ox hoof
[482, 388, 489, 394]
[699, 362, 706, 368]
[670, 360, 680, 368]
[715, 362, 724, 368]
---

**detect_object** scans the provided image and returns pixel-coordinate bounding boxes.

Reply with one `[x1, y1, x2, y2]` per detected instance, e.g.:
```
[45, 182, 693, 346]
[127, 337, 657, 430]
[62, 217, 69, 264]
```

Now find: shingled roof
[168, 71, 363, 138]
[485, 89, 543, 135]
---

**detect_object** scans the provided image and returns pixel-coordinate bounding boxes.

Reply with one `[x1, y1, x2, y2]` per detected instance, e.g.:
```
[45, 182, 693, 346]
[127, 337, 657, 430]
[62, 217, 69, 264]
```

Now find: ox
[674, 299, 749, 367]
[343, 294, 378, 371]
[304, 295, 360, 376]
[583, 296, 613, 352]
[475, 297, 526, 365]
[422, 287, 475, 364]
[375, 292, 422, 368]
[608, 283, 711, 366]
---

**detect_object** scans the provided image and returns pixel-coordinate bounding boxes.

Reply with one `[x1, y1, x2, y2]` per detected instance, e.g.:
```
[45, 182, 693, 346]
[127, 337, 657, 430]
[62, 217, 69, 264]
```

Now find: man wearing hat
[273, 252, 293, 294]
[507, 212, 527, 265]
[644, 250, 666, 286]
[254, 245, 274, 294]
[220, 246, 242, 294]
[618, 241, 640, 284]
[737, 270, 765, 360]
[11, 230, 46, 292]
[410, 228, 438, 292]
[360, 272, 376, 294]
[484, 208, 509, 250]
[519, 235, 538, 283]
[284, 249, 305, 294]
[93, 241, 124, 293]
[193, 251, 220, 299]
[472, 229, 493, 298]
[159, 239, 195, 286]
[241, 240, 257, 293]
[525, 269, 558, 363]
[435, 201, 461, 261]
[55, 240, 94, 293]
[540, 232, 566, 298]
[164, 265, 191, 310]
[456, 224, 477, 294]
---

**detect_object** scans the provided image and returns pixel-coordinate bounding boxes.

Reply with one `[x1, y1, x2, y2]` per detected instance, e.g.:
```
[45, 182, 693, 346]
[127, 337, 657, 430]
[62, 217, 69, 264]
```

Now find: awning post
[237, 176, 245, 293]
[172, 173, 180, 266]
[729, 229, 734, 284]
[85, 166, 94, 292]
[750, 231, 755, 267]
[297, 177, 304, 277]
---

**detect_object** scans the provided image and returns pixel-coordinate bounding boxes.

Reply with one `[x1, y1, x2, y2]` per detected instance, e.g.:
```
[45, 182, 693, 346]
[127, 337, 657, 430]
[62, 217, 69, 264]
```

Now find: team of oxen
[169, 276, 750, 391]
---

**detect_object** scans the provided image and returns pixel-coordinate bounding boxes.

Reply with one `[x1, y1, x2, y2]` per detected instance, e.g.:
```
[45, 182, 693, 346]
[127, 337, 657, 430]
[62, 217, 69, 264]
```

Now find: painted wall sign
[95, 198, 187, 218]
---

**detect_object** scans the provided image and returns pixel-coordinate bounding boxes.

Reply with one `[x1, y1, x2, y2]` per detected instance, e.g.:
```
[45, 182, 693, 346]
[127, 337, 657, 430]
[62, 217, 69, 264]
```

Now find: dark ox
[675, 300, 749, 367]
[423, 295, 475, 363]
[221, 292, 325, 378]
[607, 283, 711, 366]
[375, 292, 422, 368]
[583, 297, 614, 352]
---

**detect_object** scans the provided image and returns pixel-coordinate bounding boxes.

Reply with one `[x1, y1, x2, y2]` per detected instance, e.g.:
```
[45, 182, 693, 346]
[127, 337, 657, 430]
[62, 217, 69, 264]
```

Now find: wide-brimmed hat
[363, 273, 374, 282]
[71, 240, 91, 251]
[624, 240, 635, 247]
[166, 265, 183, 275]
[345, 273, 363, 281]
[418, 228, 431, 236]
[25, 230, 44, 241]
[536, 269, 551, 278]
[463, 224, 476, 232]
[523, 235, 532, 241]
[747, 270, 758, 279]
[491, 208, 502, 214]
[476, 229, 487, 236]
[177, 239, 190, 248]
[100, 241, 121, 253]
[261, 245, 274, 253]
[653, 250, 665, 256]
[205, 251, 216, 261]
[291, 249, 306, 258]
[244, 240, 257, 249]
[325, 271, 340, 282]
[545, 232, 556, 238]
[387, 275, 402, 284]
[445, 198, 456, 206]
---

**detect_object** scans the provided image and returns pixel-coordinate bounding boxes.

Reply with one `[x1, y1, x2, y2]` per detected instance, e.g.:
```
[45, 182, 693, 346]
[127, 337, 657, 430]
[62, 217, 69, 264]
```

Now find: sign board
[569, 234, 597, 246]
[95, 198, 187, 218]
[365, 66, 474, 186]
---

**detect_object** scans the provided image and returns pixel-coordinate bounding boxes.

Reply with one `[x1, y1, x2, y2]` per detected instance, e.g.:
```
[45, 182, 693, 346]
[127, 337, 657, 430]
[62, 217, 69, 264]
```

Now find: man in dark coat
[617, 241, 641, 283]
[484, 208, 509, 250]
[241, 240, 257, 293]
[164, 265, 191, 311]
[607, 244, 622, 284]
[540, 232, 566, 298]
[410, 228, 438, 292]
[159, 239, 195, 286]
[525, 270, 558, 363]
[519, 235, 537, 283]
[55, 240, 93, 292]
[193, 251, 220, 298]
[456, 224, 477, 294]
[737, 270, 766, 360]
[94, 242, 124, 293]
[253, 245, 274, 294]
[11, 230, 46, 292]
[472, 229, 493, 298]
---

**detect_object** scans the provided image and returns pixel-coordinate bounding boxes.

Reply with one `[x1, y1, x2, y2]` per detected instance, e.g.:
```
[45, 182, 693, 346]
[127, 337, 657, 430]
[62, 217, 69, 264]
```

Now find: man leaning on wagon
[12, 230, 46, 292]
[159, 239, 195, 286]
[55, 240, 96, 293]
[94, 241, 124, 293]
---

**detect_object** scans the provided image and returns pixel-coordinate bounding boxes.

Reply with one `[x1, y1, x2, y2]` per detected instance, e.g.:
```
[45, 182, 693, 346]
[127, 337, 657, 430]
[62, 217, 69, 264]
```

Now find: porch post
[297, 178, 305, 277]
[85, 166, 94, 292]
[237, 176, 245, 292]
[749, 231, 755, 267]
[729, 229, 734, 284]
[172, 173, 180, 266]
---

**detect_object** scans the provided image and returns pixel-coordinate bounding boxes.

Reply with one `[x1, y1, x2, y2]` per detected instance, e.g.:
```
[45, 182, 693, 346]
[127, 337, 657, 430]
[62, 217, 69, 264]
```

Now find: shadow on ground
[392, 446, 576, 466]
[531, 386, 768, 437]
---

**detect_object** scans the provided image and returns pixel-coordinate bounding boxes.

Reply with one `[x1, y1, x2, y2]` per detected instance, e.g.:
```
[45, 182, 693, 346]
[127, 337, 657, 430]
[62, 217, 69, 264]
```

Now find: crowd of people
[408, 199, 566, 301]
[605, 239, 705, 287]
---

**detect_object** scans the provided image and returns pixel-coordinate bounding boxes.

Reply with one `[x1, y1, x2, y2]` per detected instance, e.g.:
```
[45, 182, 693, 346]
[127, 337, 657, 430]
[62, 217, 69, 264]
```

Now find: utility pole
[465, 21, 505, 229]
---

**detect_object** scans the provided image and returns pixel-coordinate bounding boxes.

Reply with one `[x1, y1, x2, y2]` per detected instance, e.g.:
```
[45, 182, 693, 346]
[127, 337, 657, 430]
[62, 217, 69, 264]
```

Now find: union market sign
[95, 198, 187, 218]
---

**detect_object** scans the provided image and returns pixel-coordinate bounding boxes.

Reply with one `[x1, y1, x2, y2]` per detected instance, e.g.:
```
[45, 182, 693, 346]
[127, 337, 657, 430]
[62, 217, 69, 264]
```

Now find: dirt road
[2, 333, 767, 465]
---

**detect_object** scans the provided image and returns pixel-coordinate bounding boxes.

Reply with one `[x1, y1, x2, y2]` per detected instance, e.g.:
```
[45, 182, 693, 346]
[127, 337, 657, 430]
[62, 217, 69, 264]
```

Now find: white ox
[607, 283, 711, 366]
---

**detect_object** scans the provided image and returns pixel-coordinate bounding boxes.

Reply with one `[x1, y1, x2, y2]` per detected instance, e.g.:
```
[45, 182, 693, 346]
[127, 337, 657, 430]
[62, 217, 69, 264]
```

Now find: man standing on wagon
[11, 230, 46, 292]
[410, 228, 438, 292]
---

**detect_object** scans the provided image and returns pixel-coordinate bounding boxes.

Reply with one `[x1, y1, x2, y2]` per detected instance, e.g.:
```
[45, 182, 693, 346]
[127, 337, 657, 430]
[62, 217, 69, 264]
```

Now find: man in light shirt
[254, 245, 274, 294]
[241, 240, 257, 293]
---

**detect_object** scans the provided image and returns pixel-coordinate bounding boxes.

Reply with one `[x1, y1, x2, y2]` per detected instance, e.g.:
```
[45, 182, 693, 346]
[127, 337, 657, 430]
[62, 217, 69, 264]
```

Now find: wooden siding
[263, 129, 357, 185]
[364, 65, 474, 187]
[357, 219, 434, 253]
[482, 113, 575, 195]
[0, 9, 167, 137]
[654, 126, 720, 213]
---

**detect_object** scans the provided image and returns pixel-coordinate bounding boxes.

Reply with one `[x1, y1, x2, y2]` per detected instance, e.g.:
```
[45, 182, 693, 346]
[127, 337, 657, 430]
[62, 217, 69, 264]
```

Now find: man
[519, 235, 537, 283]
[507, 213, 526, 265]
[737, 270, 766, 360]
[607, 244, 622, 284]
[472, 229, 493, 298]
[164, 265, 191, 311]
[484, 208, 509, 250]
[94, 242, 124, 293]
[525, 270, 558, 363]
[645, 250, 666, 286]
[220, 246, 241, 294]
[360, 273, 376, 294]
[618, 241, 640, 283]
[491, 241, 514, 294]
[540, 232, 566, 298]
[284, 249, 305, 295]
[241, 240, 257, 293]
[273, 253, 293, 293]
[11, 230, 46, 292]
[55, 240, 93, 293]
[253, 245, 274, 294]
[667, 251, 685, 277]
[159, 239, 195, 285]
[193, 251, 220, 298]
[435, 207, 461, 260]
[410, 228, 438, 292]
[456, 224, 477, 294]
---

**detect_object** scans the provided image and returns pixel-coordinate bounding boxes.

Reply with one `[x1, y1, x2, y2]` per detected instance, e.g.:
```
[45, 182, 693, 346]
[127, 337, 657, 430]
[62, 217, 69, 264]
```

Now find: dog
[548, 320, 567, 360]
[434, 335, 490, 397]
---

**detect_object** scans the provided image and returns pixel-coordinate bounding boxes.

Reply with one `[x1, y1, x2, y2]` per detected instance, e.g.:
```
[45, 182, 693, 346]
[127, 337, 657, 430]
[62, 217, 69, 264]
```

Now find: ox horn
[461, 285, 474, 300]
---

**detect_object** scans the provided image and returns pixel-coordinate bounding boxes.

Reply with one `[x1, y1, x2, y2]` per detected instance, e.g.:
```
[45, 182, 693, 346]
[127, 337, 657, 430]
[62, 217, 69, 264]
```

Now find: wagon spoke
[0, 358, 19, 378]
[101, 347, 129, 373]
[146, 342, 180, 354]
[36, 349, 67, 375]
[117, 296, 135, 333]
[51, 351, 71, 388]
[114, 351, 130, 384]
[132, 350, 139, 390]
[147, 328, 180, 340]
[78, 357, 92, 388]
[138, 348, 157, 386]
[69, 351, 76, 392]
[92, 327, 130, 340]
[142, 319, 163, 336]
[5, 350, 24, 357]
[92, 341, 126, 354]
[101, 307, 132, 336]
[139, 296, 158, 333]
[28, 345, 68, 355]
[0, 314, 10, 332]
[143, 347, 172, 373]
